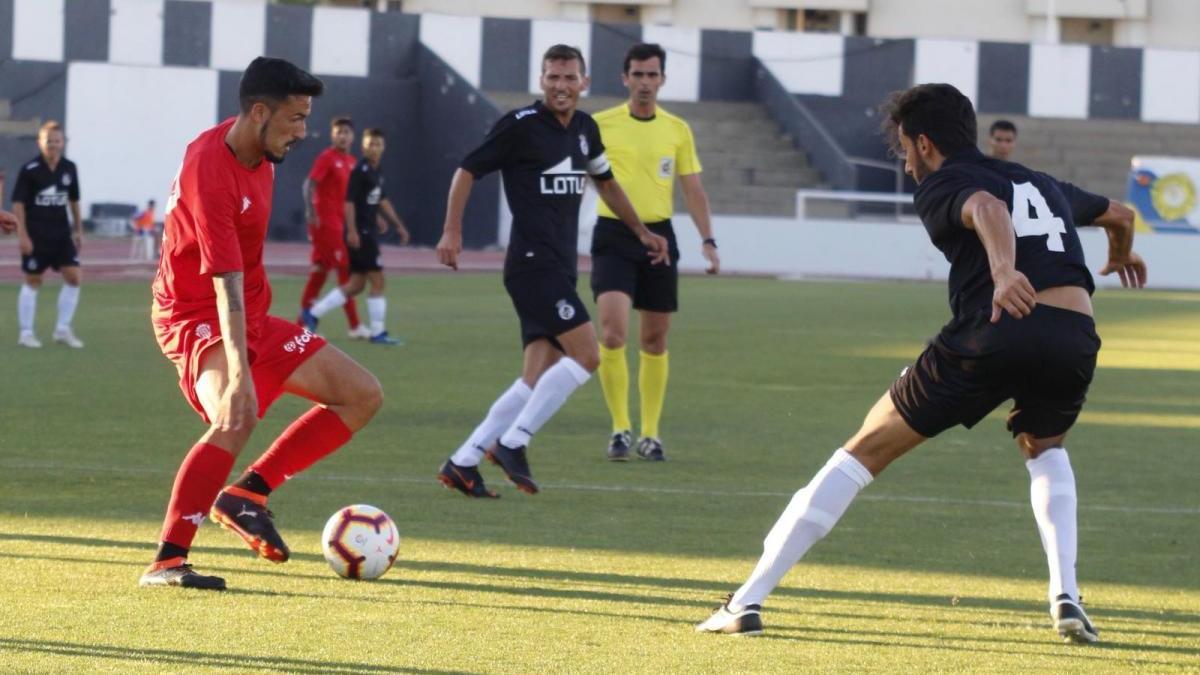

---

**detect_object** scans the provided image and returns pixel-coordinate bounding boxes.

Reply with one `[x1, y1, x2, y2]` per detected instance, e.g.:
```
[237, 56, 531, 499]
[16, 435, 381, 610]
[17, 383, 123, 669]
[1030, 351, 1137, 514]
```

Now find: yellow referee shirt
[594, 103, 702, 223]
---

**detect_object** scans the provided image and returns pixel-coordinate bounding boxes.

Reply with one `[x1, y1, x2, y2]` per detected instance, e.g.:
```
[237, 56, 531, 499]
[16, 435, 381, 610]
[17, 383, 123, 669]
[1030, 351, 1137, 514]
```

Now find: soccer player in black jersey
[436, 44, 669, 498]
[11, 121, 85, 349]
[697, 84, 1146, 643]
[303, 127, 410, 345]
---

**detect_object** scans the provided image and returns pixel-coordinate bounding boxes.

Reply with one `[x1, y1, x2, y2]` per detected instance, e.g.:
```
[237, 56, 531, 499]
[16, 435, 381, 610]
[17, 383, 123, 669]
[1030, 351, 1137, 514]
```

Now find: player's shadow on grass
[0, 638, 471, 675]
[5, 532, 1199, 629]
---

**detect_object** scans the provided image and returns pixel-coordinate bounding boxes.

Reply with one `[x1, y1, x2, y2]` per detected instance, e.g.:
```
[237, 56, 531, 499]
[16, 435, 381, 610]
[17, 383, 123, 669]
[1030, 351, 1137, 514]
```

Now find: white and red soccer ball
[321, 504, 399, 580]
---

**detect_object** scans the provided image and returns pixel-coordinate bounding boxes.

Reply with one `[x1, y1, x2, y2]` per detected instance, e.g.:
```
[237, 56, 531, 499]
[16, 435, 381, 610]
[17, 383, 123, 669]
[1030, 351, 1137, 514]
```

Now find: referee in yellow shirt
[592, 43, 720, 462]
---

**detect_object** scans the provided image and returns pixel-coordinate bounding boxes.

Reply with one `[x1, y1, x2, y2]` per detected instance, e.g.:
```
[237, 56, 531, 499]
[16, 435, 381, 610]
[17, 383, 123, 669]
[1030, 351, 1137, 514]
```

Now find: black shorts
[21, 236, 79, 274]
[590, 216, 680, 313]
[347, 236, 382, 273]
[889, 304, 1101, 439]
[504, 268, 591, 349]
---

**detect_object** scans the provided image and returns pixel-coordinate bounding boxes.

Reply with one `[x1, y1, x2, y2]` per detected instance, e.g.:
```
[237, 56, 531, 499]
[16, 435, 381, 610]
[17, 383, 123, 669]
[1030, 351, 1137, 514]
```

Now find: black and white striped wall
[4, 1, 1199, 122]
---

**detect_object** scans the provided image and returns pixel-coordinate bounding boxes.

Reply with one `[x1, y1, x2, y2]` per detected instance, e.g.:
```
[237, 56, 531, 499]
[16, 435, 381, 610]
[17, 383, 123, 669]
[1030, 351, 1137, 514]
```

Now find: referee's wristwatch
[702, 237, 718, 248]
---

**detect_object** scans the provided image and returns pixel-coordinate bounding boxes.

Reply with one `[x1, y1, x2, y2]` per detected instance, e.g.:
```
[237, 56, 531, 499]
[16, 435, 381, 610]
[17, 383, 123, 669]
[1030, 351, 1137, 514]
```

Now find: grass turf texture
[1, 274, 1197, 673]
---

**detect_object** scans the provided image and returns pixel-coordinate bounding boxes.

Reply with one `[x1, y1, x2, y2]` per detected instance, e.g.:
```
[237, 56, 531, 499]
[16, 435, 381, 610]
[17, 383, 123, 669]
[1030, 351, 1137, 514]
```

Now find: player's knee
[355, 371, 384, 419]
[640, 333, 667, 354]
[600, 329, 626, 350]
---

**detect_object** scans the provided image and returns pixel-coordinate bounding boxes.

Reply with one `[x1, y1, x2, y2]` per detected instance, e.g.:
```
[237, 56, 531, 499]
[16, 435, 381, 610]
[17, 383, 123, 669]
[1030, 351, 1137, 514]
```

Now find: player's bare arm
[379, 198, 410, 244]
[302, 177, 318, 229]
[680, 173, 719, 274]
[1093, 200, 1147, 288]
[593, 177, 670, 266]
[213, 271, 257, 432]
[960, 190, 1037, 322]
[436, 168, 474, 270]
[70, 200, 83, 252]
[12, 202, 32, 254]
[344, 201, 360, 250]
[0, 209, 15, 234]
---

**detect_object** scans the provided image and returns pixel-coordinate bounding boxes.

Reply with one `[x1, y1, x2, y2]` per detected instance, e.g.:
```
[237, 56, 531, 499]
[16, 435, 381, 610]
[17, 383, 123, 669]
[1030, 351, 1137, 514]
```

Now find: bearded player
[141, 57, 383, 590]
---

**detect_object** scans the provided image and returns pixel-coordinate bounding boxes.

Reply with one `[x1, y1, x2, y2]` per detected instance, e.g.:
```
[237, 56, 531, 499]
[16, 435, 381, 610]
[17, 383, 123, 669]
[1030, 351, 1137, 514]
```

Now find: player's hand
[990, 267, 1037, 323]
[73, 233, 82, 253]
[640, 231, 670, 266]
[18, 233, 33, 255]
[436, 229, 462, 270]
[376, 214, 388, 235]
[215, 376, 258, 432]
[0, 210, 16, 234]
[1100, 251, 1147, 289]
[347, 232, 361, 250]
[397, 225, 411, 246]
[702, 242, 720, 275]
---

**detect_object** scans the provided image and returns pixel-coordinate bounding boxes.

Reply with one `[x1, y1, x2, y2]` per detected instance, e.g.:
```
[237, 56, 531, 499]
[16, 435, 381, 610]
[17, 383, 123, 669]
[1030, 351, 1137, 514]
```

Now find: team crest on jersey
[556, 299, 576, 321]
[579, 134, 588, 157]
[195, 322, 212, 340]
[62, 173, 71, 186]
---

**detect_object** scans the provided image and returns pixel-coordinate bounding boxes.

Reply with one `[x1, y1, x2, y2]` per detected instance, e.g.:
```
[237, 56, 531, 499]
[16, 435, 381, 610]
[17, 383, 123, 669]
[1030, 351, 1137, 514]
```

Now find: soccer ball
[320, 504, 400, 580]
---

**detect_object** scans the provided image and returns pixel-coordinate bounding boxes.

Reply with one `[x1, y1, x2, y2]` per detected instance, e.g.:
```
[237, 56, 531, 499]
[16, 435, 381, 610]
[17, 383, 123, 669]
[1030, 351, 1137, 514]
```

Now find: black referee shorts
[590, 216, 680, 313]
[889, 304, 1100, 439]
[21, 236, 79, 274]
[504, 267, 591, 350]
[347, 236, 382, 273]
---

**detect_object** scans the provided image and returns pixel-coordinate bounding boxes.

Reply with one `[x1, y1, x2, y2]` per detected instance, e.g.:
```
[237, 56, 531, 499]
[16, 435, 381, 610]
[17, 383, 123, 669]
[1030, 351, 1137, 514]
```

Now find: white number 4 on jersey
[1010, 182, 1066, 252]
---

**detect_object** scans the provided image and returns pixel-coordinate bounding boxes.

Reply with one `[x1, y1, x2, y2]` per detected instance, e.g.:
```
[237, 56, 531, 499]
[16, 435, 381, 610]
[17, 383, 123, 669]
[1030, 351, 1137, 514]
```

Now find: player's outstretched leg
[697, 393, 922, 635]
[438, 378, 532, 498]
[215, 340, 382, 561]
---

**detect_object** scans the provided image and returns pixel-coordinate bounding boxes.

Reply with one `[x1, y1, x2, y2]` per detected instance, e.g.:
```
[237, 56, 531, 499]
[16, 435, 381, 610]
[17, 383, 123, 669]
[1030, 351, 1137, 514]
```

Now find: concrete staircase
[978, 114, 1200, 201]
[486, 92, 823, 216]
[0, 99, 41, 137]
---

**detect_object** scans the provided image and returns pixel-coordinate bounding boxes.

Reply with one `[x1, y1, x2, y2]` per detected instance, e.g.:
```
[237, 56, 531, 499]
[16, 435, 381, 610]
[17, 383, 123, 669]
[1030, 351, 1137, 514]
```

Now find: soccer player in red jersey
[299, 116, 369, 338]
[140, 57, 383, 590]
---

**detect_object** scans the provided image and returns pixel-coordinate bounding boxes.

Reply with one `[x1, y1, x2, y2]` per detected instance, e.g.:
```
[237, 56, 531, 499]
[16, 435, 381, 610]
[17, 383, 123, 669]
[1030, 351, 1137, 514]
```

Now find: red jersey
[307, 146, 355, 229]
[152, 117, 275, 342]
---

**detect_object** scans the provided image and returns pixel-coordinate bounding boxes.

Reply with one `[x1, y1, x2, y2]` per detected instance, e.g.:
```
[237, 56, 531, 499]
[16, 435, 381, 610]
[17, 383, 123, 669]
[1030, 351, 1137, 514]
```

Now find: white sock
[450, 379, 533, 466]
[310, 287, 347, 318]
[18, 284, 37, 335]
[499, 357, 591, 448]
[56, 284, 80, 333]
[730, 449, 873, 609]
[367, 296, 386, 336]
[1027, 447, 1079, 603]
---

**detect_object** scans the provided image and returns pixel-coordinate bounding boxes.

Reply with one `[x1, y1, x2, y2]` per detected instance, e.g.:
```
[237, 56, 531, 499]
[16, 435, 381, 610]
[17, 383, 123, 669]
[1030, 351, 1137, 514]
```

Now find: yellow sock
[639, 350, 668, 440]
[598, 345, 632, 432]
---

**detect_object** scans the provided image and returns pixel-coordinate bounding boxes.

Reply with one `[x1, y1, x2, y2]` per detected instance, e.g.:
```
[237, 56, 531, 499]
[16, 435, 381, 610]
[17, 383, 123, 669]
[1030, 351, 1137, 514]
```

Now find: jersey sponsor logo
[241, 196, 252, 214]
[539, 156, 588, 195]
[658, 157, 674, 179]
[34, 184, 68, 207]
[195, 322, 213, 340]
[556, 299, 576, 321]
[515, 108, 537, 120]
[282, 327, 316, 354]
[579, 134, 589, 157]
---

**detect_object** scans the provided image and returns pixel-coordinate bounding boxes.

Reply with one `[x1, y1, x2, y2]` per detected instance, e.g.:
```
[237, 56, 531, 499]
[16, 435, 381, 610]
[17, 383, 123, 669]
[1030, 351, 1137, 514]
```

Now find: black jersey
[11, 155, 80, 239]
[345, 158, 385, 239]
[461, 101, 613, 278]
[913, 148, 1109, 319]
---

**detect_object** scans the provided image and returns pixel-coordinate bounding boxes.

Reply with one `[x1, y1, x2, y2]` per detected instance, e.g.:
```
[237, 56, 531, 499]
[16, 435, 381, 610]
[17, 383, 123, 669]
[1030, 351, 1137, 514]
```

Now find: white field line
[2, 460, 1197, 516]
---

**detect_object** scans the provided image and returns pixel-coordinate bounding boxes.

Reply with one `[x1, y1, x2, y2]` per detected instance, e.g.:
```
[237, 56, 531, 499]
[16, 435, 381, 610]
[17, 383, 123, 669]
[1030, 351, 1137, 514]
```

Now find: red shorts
[309, 224, 348, 270]
[154, 315, 328, 423]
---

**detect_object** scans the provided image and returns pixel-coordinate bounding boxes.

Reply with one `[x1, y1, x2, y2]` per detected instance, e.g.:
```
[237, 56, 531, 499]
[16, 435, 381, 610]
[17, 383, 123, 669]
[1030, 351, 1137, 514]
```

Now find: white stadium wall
[65, 62, 220, 214]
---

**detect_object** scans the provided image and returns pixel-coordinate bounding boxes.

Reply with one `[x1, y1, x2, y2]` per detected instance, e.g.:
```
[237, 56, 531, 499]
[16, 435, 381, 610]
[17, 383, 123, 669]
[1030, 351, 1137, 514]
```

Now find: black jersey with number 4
[461, 101, 613, 278]
[345, 158, 385, 239]
[11, 155, 80, 239]
[914, 148, 1110, 319]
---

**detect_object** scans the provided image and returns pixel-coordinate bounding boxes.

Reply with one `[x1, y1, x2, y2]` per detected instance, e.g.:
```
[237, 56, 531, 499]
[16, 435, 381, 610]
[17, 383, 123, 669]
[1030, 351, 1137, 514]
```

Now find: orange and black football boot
[210, 486, 290, 563]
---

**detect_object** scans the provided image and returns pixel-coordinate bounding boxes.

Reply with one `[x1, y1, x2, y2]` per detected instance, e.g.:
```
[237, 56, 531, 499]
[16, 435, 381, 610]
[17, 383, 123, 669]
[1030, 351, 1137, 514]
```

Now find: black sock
[155, 541, 189, 563]
[232, 470, 272, 497]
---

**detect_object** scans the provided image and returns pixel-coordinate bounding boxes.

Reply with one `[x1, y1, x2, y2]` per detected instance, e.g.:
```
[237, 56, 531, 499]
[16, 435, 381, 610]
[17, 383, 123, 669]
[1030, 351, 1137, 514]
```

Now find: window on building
[1060, 17, 1114, 45]
[591, 4, 641, 25]
[801, 9, 841, 33]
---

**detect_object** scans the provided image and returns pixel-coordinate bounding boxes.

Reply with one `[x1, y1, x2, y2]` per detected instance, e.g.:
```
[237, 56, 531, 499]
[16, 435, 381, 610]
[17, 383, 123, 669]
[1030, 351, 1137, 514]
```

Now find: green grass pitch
[1, 273, 1197, 673]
